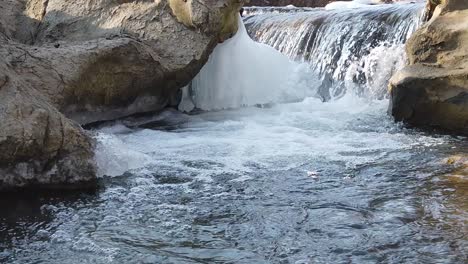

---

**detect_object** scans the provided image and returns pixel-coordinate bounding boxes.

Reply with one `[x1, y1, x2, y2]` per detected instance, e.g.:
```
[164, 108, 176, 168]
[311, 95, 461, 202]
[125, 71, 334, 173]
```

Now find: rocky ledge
[0, 0, 244, 190]
[389, 0, 468, 135]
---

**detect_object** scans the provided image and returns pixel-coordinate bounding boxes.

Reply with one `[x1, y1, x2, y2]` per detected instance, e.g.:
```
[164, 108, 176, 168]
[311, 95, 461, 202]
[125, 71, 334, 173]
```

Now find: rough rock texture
[424, 0, 441, 20]
[27, 0, 244, 124]
[389, 0, 468, 134]
[0, 0, 38, 43]
[0, 61, 96, 189]
[0, 0, 244, 190]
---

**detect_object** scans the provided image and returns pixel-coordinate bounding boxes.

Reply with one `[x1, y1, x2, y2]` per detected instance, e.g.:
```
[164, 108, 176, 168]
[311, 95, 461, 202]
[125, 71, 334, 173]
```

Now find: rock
[0, 0, 245, 190]
[29, 0, 245, 124]
[1, 40, 172, 125]
[441, 155, 468, 188]
[424, 0, 441, 20]
[0, 0, 46, 43]
[2, 0, 245, 125]
[0, 61, 96, 190]
[389, 0, 468, 134]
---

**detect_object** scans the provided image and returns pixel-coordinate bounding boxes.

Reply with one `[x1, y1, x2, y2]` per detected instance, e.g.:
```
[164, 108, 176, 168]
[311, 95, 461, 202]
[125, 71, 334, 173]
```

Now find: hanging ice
[186, 15, 318, 111]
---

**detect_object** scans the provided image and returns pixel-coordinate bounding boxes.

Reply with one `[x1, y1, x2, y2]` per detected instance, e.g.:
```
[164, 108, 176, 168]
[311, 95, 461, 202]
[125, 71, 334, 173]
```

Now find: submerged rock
[0, 0, 244, 190]
[389, 0, 468, 135]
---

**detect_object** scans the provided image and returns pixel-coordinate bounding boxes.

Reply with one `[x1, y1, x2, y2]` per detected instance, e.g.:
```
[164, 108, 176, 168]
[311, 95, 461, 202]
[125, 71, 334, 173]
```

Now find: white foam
[94, 96, 448, 179]
[94, 132, 151, 177]
[344, 43, 407, 99]
[325, 0, 383, 10]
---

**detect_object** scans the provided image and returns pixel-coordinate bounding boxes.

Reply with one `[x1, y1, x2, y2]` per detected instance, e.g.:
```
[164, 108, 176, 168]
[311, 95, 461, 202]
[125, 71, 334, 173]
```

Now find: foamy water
[4, 95, 463, 263]
[95, 96, 448, 179]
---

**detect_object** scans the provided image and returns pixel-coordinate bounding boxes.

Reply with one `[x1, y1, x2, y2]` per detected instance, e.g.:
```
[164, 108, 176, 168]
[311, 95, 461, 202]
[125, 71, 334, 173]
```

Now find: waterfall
[244, 2, 425, 100]
[182, 2, 425, 111]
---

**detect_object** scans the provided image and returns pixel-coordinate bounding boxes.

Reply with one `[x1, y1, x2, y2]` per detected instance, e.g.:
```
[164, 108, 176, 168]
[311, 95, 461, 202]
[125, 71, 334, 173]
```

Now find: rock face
[389, 0, 468, 134]
[14, 0, 244, 125]
[0, 0, 244, 190]
[0, 61, 96, 190]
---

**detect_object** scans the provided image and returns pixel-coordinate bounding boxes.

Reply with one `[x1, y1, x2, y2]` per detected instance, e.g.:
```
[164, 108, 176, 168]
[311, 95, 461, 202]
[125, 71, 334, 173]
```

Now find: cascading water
[184, 2, 424, 111]
[243, 2, 425, 99]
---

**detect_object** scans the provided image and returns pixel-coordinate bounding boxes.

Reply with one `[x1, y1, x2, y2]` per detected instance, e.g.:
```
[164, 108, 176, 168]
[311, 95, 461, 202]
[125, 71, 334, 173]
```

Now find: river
[1, 2, 467, 263]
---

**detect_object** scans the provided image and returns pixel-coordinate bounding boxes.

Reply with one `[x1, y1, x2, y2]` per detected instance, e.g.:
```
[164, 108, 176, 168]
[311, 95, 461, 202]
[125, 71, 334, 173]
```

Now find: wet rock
[440, 155, 468, 200]
[389, 0, 468, 135]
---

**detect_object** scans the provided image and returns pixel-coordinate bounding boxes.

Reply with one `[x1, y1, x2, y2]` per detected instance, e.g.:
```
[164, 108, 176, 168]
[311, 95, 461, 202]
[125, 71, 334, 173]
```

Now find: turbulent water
[244, 3, 424, 99]
[1, 3, 467, 264]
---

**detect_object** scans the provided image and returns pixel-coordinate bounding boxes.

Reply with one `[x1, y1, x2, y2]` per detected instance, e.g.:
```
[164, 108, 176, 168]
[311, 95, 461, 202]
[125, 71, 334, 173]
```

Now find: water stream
[243, 3, 424, 99]
[1, 2, 467, 264]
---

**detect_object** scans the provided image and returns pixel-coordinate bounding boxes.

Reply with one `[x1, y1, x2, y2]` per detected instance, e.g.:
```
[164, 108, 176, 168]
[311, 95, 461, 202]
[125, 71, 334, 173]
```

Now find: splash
[94, 128, 152, 177]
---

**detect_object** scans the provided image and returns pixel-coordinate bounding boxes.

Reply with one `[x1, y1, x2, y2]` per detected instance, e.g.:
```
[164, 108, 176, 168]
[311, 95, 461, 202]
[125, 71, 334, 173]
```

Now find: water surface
[1, 97, 467, 263]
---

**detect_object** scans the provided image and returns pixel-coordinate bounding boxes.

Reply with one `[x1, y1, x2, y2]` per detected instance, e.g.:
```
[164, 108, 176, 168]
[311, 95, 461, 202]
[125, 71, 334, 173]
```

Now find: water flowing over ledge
[183, 3, 425, 112]
[244, 3, 425, 99]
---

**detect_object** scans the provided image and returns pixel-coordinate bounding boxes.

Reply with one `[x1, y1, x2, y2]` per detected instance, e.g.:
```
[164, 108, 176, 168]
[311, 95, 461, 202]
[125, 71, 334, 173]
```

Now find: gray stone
[389, 0, 468, 134]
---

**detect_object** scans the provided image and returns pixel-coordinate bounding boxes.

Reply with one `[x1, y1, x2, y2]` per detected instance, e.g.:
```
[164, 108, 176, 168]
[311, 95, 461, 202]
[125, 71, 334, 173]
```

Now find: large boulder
[1, 40, 176, 125]
[3, 0, 244, 125]
[389, 0, 468, 134]
[0, 61, 96, 190]
[0, 0, 244, 190]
